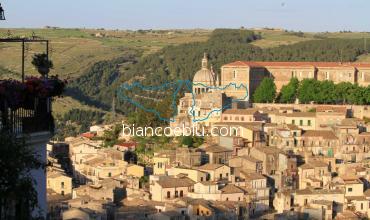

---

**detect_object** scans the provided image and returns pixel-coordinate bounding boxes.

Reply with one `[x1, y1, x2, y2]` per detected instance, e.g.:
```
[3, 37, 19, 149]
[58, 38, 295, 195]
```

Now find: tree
[0, 131, 44, 219]
[253, 78, 276, 103]
[316, 80, 336, 104]
[297, 79, 319, 103]
[278, 77, 299, 103]
[335, 82, 354, 104]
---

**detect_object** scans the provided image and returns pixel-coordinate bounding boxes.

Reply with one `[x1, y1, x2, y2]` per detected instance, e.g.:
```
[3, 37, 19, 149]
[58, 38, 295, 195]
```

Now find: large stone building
[221, 61, 370, 98]
[172, 56, 370, 130]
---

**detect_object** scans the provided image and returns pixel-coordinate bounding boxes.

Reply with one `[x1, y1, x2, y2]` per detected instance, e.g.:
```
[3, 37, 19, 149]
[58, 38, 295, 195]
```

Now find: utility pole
[364, 38, 368, 54]
[112, 96, 116, 121]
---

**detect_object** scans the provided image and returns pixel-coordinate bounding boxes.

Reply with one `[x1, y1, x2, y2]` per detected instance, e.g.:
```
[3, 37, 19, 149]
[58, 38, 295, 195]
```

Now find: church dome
[193, 53, 215, 86]
[193, 68, 215, 85]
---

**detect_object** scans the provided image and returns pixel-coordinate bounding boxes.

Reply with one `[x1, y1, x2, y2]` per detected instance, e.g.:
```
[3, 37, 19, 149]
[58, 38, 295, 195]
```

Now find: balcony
[0, 97, 54, 135]
[0, 76, 65, 135]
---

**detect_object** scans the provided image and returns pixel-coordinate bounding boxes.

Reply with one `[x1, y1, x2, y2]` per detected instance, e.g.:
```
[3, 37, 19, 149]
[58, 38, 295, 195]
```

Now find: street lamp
[0, 3, 5, 20]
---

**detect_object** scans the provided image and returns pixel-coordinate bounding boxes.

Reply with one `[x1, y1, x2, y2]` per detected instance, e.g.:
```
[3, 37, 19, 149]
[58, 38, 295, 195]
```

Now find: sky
[1, 0, 370, 32]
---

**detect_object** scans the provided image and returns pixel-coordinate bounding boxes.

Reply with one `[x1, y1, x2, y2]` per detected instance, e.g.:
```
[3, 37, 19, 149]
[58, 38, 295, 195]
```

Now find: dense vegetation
[65, 28, 370, 128]
[54, 109, 106, 139]
[277, 78, 299, 103]
[0, 131, 43, 219]
[253, 78, 277, 103]
[296, 79, 370, 105]
[66, 50, 139, 110]
[253, 78, 370, 105]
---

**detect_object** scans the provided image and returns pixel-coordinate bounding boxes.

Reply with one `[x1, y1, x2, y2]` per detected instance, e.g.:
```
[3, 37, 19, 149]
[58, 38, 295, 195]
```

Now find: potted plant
[31, 53, 53, 77]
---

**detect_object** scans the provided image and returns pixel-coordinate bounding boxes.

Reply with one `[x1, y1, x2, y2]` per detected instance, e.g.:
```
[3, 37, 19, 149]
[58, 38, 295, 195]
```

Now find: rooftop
[198, 163, 226, 170]
[156, 176, 195, 188]
[302, 130, 338, 139]
[223, 61, 370, 68]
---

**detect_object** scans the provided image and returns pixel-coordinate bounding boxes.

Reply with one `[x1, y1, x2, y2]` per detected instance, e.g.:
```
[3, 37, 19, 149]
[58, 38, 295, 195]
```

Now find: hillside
[1, 27, 370, 136]
[68, 28, 370, 127]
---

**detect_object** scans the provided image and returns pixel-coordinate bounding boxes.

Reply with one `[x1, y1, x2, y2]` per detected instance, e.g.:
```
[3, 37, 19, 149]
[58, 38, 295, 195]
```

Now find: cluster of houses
[46, 103, 370, 220]
[46, 57, 370, 219]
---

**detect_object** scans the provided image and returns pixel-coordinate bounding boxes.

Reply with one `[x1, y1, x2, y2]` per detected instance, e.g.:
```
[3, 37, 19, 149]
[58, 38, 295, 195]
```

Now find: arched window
[167, 191, 171, 199]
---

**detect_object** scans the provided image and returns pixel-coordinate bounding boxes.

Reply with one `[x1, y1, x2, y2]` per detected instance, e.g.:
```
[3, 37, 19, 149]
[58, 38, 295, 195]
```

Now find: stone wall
[253, 103, 370, 119]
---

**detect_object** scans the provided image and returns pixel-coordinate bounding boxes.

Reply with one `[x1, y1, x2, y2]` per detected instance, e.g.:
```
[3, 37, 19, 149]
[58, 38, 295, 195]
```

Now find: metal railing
[0, 97, 54, 135]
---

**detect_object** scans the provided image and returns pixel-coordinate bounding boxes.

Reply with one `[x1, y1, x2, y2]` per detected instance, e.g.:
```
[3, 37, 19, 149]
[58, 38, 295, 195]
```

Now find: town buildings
[48, 56, 370, 219]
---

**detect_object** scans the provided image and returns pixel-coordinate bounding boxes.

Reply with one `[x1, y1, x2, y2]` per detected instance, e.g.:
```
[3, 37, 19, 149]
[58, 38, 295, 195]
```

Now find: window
[304, 199, 308, 205]
[224, 116, 228, 121]
[241, 117, 244, 121]
[61, 182, 64, 189]
[233, 70, 237, 79]
[307, 120, 311, 126]
[61, 191, 64, 196]
[286, 141, 289, 146]
[348, 187, 352, 192]
[361, 203, 363, 210]
[292, 120, 295, 125]
[167, 191, 171, 198]
[180, 190, 183, 197]
[219, 174, 223, 179]
[201, 177, 203, 181]
[300, 120, 303, 126]
[175, 191, 178, 198]
[108, 172, 111, 177]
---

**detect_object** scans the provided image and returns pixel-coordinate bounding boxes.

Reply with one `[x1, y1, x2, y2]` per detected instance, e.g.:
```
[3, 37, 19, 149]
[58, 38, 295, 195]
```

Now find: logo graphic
[116, 80, 248, 122]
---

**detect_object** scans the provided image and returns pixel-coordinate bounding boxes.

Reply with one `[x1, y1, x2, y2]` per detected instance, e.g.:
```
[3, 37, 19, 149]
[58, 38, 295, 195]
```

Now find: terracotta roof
[284, 112, 316, 117]
[253, 146, 282, 155]
[316, 106, 347, 114]
[296, 188, 344, 195]
[80, 132, 96, 139]
[156, 176, 195, 188]
[219, 184, 244, 194]
[239, 155, 261, 163]
[223, 61, 370, 68]
[198, 163, 226, 170]
[203, 145, 232, 153]
[308, 160, 328, 167]
[302, 130, 338, 140]
[286, 124, 300, 130]
[223, 108, 259, 115]
[47, 171, 68, 179]
[240, 171, 265, 180]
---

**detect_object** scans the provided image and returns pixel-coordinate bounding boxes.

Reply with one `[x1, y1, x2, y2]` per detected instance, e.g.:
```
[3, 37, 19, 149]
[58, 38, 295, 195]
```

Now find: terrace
[0, 76, 65, 135]
[0, 97, 53, 134]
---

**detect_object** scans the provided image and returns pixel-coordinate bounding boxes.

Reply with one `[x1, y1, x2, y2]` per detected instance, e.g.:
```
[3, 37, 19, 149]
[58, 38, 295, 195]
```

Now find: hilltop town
[45, 55, 370, 220]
